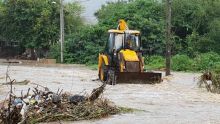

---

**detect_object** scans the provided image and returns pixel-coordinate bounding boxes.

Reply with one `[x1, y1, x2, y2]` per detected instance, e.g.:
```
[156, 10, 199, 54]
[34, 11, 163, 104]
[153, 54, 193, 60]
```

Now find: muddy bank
[0, 65, 220, 124]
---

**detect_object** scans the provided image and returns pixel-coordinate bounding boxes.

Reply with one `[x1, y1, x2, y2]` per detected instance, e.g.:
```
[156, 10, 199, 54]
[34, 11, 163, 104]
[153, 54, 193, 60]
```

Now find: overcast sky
[65, 0, 118, 24]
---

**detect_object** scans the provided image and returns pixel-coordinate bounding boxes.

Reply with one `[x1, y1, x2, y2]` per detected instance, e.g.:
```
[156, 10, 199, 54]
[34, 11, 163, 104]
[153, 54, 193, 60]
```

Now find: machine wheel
[99, 62, 108, 82]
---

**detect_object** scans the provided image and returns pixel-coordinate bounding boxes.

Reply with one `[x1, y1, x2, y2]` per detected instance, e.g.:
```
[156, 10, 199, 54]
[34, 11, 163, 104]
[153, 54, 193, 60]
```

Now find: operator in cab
[125, 35, 133, 50]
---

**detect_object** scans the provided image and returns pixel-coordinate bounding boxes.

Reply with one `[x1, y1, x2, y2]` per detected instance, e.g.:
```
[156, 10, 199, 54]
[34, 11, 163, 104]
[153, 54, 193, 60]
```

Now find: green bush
[63, 25, 107, 64]
[48, 44, 61, 63]
[212, 62, 220, 74]
[144, 53, 220, 72]
[145, 55, 165, 70]
[171, 54, 193, 71]
[193, 52, 220, 71]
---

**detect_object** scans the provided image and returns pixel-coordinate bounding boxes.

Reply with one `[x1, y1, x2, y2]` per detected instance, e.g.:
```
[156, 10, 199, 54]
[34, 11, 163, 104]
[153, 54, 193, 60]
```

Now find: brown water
[0, 65, 220, 124]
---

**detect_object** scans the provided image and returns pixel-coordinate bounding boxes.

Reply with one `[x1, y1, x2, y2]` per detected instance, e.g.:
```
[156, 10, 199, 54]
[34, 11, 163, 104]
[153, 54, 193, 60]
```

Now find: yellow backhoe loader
[98, 20, 162, 85]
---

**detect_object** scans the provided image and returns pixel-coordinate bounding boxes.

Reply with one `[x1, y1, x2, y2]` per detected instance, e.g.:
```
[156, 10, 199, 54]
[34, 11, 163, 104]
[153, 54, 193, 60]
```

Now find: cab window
[108, 33, 114, 53]
[114, 33, 123, 51]
[125, 34, 140, 51]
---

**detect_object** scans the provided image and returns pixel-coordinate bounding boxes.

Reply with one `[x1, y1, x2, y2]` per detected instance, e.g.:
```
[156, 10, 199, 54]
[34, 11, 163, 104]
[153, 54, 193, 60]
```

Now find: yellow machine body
[98, 54, 109, 68]
[98, 19, 162, 84]
[119, 49, 139, 62]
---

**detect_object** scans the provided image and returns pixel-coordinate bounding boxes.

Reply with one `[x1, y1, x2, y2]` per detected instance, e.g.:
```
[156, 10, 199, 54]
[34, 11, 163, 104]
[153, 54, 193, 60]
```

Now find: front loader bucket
[116, 72, 162, 84]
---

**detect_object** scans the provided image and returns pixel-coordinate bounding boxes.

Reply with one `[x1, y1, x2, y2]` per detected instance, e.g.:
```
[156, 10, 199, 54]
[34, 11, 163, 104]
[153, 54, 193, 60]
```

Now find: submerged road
[0, 64, 220, 124]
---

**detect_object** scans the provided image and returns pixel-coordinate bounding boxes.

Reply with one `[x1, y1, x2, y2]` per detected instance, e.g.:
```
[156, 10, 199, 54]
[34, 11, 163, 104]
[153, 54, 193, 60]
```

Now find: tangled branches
[0, 83, 124, 124]
[198, 71, 220, 93]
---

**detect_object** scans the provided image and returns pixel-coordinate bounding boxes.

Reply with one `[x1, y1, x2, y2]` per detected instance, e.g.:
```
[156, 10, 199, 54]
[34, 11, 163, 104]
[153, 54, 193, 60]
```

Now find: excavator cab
[98, 20, 162, 85]
[106, 30, 140, 53]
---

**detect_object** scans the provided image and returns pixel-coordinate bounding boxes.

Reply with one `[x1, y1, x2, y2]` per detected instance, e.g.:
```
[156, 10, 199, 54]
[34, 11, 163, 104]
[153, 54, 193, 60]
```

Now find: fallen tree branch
[88, 84, 106, 102]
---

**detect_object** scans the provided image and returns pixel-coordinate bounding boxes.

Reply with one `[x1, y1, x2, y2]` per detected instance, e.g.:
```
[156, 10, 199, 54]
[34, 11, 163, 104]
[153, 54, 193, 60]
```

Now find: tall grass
[145, 52, 220, 72]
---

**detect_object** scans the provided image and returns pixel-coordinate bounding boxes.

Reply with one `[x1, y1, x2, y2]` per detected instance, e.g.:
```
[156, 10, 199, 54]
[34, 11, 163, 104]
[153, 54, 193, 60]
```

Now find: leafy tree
[0, 0, 83, 58]
[172, 0, 220, 56]
[63, 25, 108, 64]
[0, 0, 58, 49]
[65, 3, 84, 34]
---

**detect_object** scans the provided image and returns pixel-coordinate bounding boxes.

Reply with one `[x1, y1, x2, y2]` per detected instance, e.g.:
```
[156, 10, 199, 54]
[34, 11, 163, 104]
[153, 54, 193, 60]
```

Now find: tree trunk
[165, 0, 172, 76]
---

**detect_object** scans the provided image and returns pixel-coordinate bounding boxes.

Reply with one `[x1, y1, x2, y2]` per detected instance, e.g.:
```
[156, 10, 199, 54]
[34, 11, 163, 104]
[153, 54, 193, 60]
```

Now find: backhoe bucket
[116, 72, 162, 84]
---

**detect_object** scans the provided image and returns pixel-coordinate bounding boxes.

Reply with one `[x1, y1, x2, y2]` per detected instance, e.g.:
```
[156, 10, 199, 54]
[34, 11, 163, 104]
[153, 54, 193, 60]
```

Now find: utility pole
[165, 0, 172, 76]
[60, 0, 64, 63]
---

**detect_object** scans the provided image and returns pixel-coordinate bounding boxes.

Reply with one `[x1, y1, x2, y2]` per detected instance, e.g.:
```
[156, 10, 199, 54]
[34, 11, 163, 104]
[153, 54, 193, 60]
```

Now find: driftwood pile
[198, 71, 220, 93]
[0, 83, 122, 124]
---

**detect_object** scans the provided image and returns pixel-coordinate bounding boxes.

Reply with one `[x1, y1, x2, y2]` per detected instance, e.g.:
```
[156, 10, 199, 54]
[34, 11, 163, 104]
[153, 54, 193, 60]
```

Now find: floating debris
[198, 71, 220, 93]
[0, 83, 131, 124]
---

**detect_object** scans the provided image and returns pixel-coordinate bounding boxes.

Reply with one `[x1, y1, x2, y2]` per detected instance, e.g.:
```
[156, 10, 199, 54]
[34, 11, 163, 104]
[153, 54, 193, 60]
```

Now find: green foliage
[171, 54, 193, 71]
[145, 55, 165, 70]
[48, 44, 61, 62]
[172, 0, 220, 56]
[63, 25, 108, 64]
[212, 63, 220, 74]
[146, 53, 220, 72]
[194, 52, 220, 71]
[176, 52, 220, 72]
[0, 0, 83, 51]
[64, 3, 84, 34]
[0, 0, 59, 49]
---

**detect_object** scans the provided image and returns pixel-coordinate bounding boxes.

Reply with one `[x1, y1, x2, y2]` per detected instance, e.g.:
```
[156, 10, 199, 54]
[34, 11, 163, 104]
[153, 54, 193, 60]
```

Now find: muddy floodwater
[0, 64, 220, 124]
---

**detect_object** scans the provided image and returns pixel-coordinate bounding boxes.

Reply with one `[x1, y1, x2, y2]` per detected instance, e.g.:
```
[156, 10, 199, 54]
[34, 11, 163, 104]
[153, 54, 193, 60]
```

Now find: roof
[108, 29, 124, 33]
[108, 29, 140, 34]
